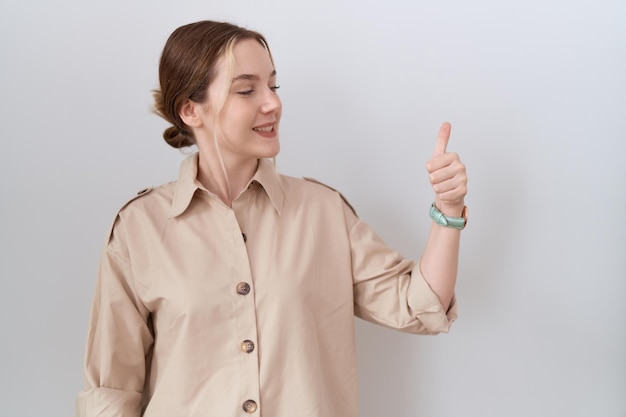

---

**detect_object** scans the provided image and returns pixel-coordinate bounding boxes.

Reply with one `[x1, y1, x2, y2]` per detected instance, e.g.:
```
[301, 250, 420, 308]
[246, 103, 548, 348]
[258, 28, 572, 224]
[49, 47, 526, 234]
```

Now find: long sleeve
[76, 216, 154, 417]
[347, 203, 457, 335]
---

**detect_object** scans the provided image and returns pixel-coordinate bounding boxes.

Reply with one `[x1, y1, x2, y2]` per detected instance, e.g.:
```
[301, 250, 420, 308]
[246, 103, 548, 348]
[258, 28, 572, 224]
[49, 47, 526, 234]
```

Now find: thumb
[432, 122, 451, 157]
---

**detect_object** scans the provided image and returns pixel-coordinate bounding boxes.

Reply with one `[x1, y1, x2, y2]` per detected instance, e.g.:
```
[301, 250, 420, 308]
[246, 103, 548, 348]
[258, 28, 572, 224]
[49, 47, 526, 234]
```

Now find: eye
[270, 85, 280, 92]
[237, 89, 255, 96]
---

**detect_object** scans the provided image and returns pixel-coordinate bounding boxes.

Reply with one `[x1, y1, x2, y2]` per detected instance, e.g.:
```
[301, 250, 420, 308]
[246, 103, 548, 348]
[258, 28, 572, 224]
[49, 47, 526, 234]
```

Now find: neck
[197, 154, 259, 206]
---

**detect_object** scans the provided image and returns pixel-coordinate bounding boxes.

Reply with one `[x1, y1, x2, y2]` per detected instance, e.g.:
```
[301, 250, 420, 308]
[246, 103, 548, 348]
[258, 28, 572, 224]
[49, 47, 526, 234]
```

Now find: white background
[1, 0, 625, 416]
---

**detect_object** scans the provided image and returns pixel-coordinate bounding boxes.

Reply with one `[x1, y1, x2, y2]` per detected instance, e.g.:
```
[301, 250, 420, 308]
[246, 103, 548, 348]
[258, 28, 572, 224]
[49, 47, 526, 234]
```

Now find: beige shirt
[76, 153, 457, 417]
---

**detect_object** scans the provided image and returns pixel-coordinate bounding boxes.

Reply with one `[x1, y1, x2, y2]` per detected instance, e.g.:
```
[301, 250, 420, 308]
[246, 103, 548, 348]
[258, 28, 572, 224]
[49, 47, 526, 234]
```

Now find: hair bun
[163, 126, 195, 149]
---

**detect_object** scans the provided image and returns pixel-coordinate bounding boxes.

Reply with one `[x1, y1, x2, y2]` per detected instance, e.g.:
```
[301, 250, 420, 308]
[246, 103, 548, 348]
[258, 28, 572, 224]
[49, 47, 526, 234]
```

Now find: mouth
[253, 125, 274, 133]
[252, 123, 278, 136]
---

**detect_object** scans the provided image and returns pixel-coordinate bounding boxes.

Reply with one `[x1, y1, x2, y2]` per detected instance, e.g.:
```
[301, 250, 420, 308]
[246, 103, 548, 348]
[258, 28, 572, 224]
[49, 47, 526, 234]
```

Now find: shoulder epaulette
[105, 187, 153, 244]
[303, 177, 357, 216]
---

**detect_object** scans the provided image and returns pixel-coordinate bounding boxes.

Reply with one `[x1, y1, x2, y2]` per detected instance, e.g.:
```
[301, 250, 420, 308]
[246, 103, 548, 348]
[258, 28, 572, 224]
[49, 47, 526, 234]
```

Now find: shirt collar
[170, 152, 285, 218]
[253, 157, 285, 215]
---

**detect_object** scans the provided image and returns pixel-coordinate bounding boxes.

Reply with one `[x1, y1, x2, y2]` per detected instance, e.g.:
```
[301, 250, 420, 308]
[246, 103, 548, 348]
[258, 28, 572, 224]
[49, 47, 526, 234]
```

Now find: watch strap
[429, 203, 467, 230]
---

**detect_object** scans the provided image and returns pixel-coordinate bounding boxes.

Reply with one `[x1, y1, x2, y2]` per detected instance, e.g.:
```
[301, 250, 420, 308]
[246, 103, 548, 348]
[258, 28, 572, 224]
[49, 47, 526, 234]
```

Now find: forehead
[228, 38, 275, 77]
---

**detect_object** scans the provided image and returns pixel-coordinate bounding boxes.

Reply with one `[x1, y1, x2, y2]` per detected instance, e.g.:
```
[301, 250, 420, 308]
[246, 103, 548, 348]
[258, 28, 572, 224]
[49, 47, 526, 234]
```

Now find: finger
[429, 160, 462, 184]
[432, 122, 451, 157]
[432, 174, 467, 195]
[436, 184, 468, 206]
[427, 152, 459, 173]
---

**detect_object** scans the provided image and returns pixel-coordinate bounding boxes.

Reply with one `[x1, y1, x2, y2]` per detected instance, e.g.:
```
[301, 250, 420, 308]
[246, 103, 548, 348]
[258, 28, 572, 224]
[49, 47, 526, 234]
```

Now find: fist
[425, 122, 467, 216]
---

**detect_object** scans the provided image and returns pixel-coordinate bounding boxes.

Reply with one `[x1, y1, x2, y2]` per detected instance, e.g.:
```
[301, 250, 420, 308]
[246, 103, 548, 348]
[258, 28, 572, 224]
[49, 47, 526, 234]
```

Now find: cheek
[219, 105, 250, 131]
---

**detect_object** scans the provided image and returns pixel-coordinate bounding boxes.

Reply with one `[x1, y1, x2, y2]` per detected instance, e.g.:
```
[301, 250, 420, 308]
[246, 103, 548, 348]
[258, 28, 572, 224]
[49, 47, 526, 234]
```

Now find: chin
[259, 142, 280, 159]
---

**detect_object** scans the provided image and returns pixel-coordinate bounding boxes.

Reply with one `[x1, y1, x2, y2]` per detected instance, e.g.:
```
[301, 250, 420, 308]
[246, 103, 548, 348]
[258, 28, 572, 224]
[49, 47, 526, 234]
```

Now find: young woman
[77, 20, 468, 417]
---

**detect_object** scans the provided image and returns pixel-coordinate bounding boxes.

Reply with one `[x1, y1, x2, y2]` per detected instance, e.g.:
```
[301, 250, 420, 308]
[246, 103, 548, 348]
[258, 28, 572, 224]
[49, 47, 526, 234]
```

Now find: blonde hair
[206, 36, 275, 202]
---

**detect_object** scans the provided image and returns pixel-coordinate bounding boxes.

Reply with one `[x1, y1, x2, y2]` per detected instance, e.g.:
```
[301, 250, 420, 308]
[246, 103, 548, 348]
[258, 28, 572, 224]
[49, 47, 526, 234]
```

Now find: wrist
[434, 201, 465, 217]
[430, 202, 468, 230]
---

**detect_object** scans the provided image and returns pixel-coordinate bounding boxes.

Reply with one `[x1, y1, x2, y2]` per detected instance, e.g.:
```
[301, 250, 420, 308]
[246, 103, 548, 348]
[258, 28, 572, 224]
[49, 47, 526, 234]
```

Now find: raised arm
[419, 122, 468, 310]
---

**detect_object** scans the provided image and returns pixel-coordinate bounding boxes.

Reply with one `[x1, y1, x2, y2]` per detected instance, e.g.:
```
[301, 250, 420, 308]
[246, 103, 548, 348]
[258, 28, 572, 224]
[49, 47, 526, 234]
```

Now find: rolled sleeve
[76, 387, 143, 417]
[348, 207, 457, 335]
[406, 265, 457, 334]
[76, 217, 153, 417]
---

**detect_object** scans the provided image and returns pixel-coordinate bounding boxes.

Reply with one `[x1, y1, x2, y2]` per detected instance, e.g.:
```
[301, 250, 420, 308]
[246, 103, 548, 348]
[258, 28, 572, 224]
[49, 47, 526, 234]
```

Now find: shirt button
[242, 232, 247, 243]
[241, 340, 255, 353]
[242, 400, 257, 413]
[236, 282, 251, 295]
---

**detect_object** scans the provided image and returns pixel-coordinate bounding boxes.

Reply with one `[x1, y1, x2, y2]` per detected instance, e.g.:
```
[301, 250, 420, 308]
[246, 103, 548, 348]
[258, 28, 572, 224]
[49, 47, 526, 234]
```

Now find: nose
[260, 87, 281, 114]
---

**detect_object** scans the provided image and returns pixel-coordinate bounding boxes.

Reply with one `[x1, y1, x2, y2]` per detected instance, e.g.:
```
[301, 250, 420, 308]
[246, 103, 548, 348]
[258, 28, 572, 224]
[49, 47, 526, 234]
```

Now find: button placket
[229, 204, 260, 416]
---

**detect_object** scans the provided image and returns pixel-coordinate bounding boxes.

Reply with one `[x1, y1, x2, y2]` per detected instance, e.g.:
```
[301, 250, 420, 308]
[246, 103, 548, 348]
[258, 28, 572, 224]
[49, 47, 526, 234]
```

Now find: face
[191, 38, 282, 170]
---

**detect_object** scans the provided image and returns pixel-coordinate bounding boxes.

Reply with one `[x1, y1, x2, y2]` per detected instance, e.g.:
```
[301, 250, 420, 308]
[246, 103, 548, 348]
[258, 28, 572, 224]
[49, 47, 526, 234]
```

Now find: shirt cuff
[408, 266, 458, 334]
[76, 387, 143, 417]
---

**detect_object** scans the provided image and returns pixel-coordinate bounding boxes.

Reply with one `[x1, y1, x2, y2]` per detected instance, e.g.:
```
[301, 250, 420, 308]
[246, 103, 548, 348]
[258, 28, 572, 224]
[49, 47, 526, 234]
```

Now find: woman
[76, 20, 467, 417]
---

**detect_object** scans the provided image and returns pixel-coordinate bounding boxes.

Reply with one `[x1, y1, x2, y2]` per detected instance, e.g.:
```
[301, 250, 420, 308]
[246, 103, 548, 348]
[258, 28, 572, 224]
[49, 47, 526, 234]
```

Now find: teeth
[253, 125, 273, 133]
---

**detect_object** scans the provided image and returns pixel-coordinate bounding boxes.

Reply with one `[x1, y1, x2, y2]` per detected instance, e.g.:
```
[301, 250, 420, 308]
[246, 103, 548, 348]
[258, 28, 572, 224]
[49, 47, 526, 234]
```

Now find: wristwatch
[429, 203, 468, 230]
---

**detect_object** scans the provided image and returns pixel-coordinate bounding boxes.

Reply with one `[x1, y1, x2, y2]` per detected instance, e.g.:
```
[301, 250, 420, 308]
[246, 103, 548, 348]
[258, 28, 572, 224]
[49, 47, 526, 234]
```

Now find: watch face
[461, 206, 468, 228]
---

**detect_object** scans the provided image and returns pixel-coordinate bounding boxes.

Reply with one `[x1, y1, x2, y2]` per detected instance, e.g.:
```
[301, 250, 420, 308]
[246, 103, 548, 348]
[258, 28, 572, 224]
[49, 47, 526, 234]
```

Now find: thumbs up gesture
[426, 122, 467, 216]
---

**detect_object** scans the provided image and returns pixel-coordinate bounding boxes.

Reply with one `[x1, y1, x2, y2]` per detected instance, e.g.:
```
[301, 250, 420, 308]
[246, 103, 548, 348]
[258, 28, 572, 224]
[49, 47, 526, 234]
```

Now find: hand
[426, 122, 467, 216]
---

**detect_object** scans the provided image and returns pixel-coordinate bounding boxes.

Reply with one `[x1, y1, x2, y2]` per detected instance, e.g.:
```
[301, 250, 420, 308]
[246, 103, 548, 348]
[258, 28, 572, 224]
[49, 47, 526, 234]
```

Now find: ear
[179, 99, 204, 128]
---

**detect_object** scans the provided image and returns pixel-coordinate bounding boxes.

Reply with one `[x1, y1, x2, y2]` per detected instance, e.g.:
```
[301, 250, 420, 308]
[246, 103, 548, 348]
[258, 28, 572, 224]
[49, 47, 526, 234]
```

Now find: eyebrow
[232, 69, 277, 82]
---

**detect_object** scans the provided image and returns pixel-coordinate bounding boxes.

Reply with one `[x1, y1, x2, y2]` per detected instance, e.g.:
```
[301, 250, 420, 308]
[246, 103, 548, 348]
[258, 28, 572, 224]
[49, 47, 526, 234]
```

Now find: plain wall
[1, 0, 624, 416]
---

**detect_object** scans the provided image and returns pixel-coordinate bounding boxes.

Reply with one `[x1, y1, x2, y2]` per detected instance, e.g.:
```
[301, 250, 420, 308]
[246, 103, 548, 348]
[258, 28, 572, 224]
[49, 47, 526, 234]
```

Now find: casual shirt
[76, 153, 457, 417]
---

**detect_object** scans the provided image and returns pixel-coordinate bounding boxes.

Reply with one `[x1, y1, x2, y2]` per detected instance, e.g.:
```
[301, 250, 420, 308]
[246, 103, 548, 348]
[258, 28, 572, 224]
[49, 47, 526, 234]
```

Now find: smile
[253, 125, 274, 133]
